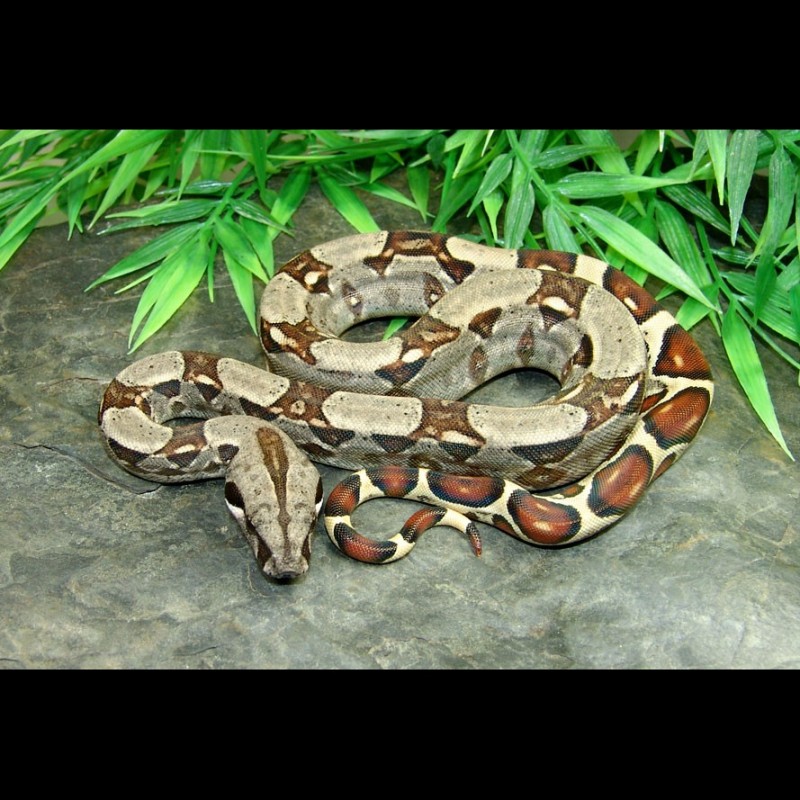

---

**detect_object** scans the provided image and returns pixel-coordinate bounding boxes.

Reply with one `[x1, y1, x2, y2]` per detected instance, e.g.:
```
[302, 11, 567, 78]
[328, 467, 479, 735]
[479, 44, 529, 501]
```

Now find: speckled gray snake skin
[99, 231, 714, 580]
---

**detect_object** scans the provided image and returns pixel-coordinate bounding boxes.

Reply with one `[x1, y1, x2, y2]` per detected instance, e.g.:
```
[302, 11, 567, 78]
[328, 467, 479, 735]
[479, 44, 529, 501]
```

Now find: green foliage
[0, 129, 797, 458]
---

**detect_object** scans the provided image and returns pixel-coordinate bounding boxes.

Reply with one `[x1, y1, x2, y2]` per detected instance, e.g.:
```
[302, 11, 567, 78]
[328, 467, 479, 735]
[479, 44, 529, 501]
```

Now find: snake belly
[99, 231, 714, 578]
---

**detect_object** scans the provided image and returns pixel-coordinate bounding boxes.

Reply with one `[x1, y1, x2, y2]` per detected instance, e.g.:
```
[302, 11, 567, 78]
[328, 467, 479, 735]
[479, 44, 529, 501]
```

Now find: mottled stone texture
[1, 187, 798, 669]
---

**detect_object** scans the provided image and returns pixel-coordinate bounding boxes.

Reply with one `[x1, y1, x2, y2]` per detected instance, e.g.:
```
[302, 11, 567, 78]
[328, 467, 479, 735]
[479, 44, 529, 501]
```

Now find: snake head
[223, 424, 324, 581]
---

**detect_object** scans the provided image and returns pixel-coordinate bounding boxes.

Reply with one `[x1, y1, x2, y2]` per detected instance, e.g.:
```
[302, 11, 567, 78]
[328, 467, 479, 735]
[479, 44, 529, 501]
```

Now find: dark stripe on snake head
[587, 443, 654, 518]
[643, 386, 712, 449]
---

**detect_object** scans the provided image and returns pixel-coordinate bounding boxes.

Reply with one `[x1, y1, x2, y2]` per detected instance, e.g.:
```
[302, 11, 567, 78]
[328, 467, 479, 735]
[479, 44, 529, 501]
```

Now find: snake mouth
[269, 569, 306, 583]
[262, 556, 310, 583]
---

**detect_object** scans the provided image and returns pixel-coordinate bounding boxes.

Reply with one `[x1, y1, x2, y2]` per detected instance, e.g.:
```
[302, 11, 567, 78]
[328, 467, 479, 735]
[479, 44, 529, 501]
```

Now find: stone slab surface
[1, 187, 798, 669]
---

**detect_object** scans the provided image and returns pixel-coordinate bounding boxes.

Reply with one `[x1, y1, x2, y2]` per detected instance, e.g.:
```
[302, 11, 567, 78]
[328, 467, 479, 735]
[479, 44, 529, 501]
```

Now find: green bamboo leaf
[675, 297, 712, 330]
[554, 172, 683, 199]
[229, 198, 291, 235]
[542, 202, 580, 253]
[0, 129, 56, 151]
[0, 212, 43, 271]
[240, 129, 272, 195]
[101, 198, 216, 232]
[339, 129, 439, 142]
[176, 130, 202, 195]
[214, 217, 268, 282]
[654, 199, 712, 287]
[129, 237, 208, 351]
[86, 222, 202, 289]
[316, 167, 380, 232]
[632, 130, 662, 176]
[240, 217, 275, 278]
[724, 269, 799, 344]
[688, 130, 709, 180]
[0, 176, 60, 251]
[426, 133, 446, 169]
[222, 250, 258, 333]
[142, 163, 170, 201]
[722, 301, 794, 460]
[467, 153, 513, 215]
[406, 164, 429, 221]
[605, 213, 657, 286]
[752, 251, 777, 326]
[452, 130, 485, 178]
[660, 183, 732, 239]
[573, 130, 630, 174]
[711, 246, 752, 266]
[64, 169, 90, 237]
[482, 189, 504, 242]
[432, 170, 483, 231]
[776, 255, 799, 292]
[127, 243, 194, 339]
[723, 271, 792, 312]
[62, 130, 172, 184]
[199, 130, 231, 181]
[371, 153, 404, 183]
[442, 129, 479, 154]
[753, 143, 796, 259]
[382, 317, 409, 339]
[90, 136, 165, 226]
[0, 182, 43, 215]
[576, 205, 715, 309]
[726, 129, 759, 245]
[360, 181, 418, 211]
[531, 144, 611, 171]
[704, 129, 729, 203]
[270, 164, 312, 230]
[790, 283, 800, 342]
[502, 156, 534, 249]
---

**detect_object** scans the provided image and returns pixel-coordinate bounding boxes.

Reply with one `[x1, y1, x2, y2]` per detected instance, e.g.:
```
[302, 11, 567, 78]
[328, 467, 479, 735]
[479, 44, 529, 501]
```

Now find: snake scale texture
[99, 231, 714, 580]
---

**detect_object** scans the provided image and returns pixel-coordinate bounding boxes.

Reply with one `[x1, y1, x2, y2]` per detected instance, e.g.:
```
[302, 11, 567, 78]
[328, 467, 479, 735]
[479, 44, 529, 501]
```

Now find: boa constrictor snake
[99, 231, 714, 580]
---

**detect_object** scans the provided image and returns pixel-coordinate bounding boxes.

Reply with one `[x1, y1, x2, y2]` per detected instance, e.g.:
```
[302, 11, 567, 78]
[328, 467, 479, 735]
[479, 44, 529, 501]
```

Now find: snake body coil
[99, 232, 713, 579]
